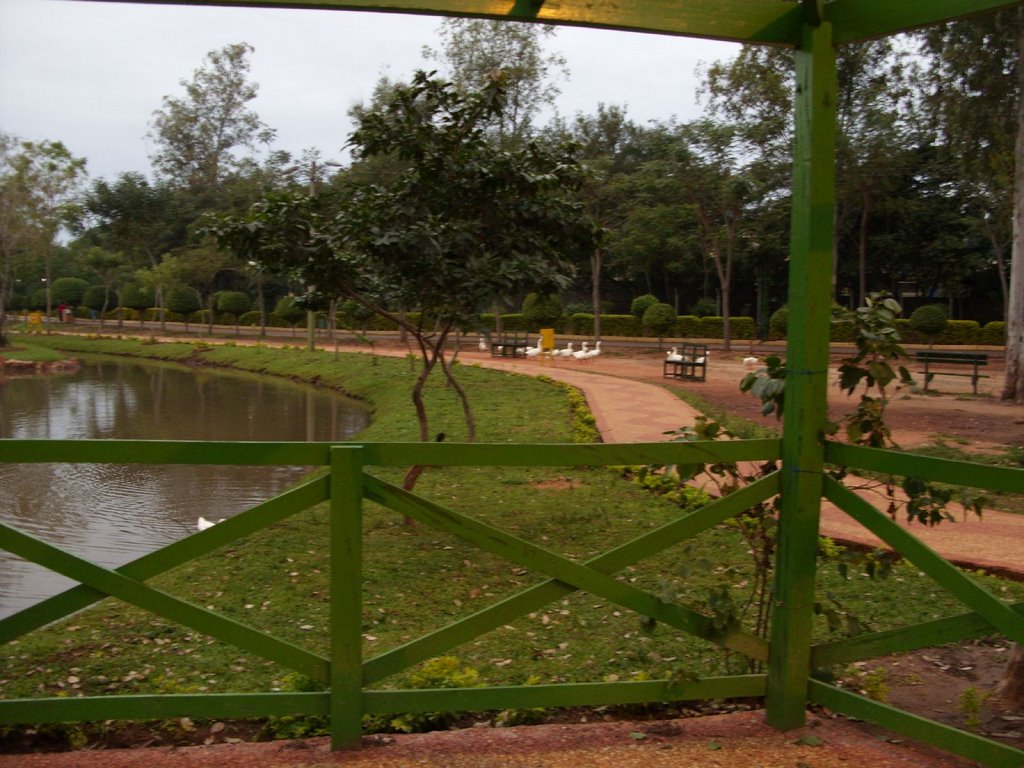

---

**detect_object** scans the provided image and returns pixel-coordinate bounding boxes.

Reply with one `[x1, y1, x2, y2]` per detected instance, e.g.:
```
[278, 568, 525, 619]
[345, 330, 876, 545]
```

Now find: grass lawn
[2, 333, 1022, 728]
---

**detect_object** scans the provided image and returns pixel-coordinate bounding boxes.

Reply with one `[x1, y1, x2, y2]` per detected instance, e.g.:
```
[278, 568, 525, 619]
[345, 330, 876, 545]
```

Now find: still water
[0, 357, 371, 618]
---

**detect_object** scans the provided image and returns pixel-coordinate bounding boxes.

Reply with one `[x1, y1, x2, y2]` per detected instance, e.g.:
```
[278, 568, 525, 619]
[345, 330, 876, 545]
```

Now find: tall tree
[422, 19, 568, 145]
[149, 42, 275, 195]
[565, 104, 646, 337]
[208, 70, 597, 463]
[922, 9, 1023, 402]
[0, 135, 87, 339]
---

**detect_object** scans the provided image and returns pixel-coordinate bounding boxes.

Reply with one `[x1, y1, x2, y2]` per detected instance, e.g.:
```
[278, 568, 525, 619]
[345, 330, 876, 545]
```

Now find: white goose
[666, 348, 683, 363]
[571, 341, 589, 360]
[557, 342, 574, 358]
[743, 355, 759, 368]
[525, 338, 543, 357]
[197, 516, 224, 531]
[478, 335, 488, 352]
[584, 340, 602, 360]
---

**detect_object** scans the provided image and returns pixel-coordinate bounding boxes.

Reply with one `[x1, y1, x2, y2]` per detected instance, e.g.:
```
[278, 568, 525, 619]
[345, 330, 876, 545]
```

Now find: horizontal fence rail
[1, 437, 1022, 766]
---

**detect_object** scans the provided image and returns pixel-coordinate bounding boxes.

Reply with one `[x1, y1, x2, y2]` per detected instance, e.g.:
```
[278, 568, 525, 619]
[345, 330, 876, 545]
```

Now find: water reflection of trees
[0, 359, 370, 617]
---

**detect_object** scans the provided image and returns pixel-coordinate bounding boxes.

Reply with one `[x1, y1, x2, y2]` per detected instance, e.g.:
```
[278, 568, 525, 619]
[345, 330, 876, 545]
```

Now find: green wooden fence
[1, 437, 1022, 765]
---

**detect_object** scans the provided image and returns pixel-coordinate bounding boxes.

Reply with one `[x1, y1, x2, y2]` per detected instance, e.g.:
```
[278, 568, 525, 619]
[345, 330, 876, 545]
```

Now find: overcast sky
[0, 0, 740, 183]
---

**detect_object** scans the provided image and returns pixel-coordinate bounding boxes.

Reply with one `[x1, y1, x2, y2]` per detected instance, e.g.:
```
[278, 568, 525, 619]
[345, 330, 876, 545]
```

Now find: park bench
[663, 343, 708, 382]
[914, 350, 988, 394]
[490, 332, 530, 358]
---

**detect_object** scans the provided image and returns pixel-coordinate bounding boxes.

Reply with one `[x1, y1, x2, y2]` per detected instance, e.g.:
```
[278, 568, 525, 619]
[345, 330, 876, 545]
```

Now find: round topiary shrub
[273, 296, 306, 328]
[688, 297, 718, 317]
[217, 291, 251, 320]
[769, 307, 789, 339]
[642, 302, 677, 340]
[51, 277, 89, 307]
[630, 294, 660, 319]
[909, 304, 948, 345]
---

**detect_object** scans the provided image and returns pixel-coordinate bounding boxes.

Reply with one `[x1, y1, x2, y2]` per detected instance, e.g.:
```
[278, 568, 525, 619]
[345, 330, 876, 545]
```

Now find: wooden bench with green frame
[915, 350, 989, 394]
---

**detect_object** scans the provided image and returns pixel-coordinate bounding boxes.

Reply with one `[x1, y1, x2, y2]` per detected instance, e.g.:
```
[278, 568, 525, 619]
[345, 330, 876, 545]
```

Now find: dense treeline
[1, 13, 1019, 352]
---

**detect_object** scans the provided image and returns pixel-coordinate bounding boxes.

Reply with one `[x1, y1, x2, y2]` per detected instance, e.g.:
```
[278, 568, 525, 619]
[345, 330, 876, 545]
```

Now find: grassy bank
[2, 334, 1022, 737]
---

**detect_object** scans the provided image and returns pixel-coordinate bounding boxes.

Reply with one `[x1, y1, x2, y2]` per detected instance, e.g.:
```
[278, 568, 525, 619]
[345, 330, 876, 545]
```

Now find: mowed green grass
[2, 333, 1021, 706]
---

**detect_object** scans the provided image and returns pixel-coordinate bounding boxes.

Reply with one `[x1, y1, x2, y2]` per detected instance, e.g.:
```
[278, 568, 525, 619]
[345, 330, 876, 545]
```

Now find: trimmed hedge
[600, 314, 643, 337]
[893, 318, 981, 345]
[568, 313, 593, 335]
[675, 315, 702, 338]
[979, 321, 1006, 346]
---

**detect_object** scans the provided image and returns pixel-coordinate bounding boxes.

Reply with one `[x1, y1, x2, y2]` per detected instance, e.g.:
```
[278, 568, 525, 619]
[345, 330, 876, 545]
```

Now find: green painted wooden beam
[0, 438, 780, 467]
[0, 521, 330, 681]
[0, 475, 329, 644]
[826, 442, 1024, 494]
[0, 692, 328, 724]
[812, 601, 1024, 668]
[824, 477, 1024, 645]
[364, 675, 766, 713]
[765, 12, 836, 732]
[80, 0, 806, 45]
[330, 446, 365, 749]
[363, 473, 779, 683]
[80, 0, 1012, 46]
[363, 474, 767, 658]
[828, 0, 1022, 45]
[809, 680, 1024, 767]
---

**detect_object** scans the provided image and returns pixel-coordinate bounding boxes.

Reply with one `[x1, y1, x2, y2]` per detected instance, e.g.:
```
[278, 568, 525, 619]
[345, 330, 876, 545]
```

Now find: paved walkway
[454, 347, 1024, 581]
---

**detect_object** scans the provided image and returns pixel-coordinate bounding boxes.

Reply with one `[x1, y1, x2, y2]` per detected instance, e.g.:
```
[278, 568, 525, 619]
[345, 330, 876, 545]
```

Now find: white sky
[0, 0, 740, 183]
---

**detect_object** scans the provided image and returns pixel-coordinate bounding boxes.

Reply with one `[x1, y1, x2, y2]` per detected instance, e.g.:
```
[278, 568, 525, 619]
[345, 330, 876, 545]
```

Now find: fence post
[330, 445, 364, 749]
[765, 6, 837, 731]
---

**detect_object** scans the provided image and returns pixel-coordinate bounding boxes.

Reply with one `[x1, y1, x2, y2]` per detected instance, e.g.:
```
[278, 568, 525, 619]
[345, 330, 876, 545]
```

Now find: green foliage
[834, 294, 914, 448]
[82, 285, 109, 311]
[958, 686, 992, 732]
[50, 277, 88, 305]
[256, 674, 328, 741]
[641, 302, 676, 338]
[567, 312, 593, 335]
[630, 293, 660, 319]
[688, 297, 718, 317]
[979, 321, 1006, 346]
[165, 287, 200, 315]
[739, 355, 787, 418]
[521, 292, 563, 330]
[768, 307, 788, 339]
[675, 315, 702, 338]
[272, 296, 305, 326]
[216, 291, 250, 316]
[238, 310, 261, 326]
[364, 657, 481, 734]
[725, 316, 755, 340]
[596, 314, 639, 336]
[695, 316, 755, 340]
[909, 304, 948, 340]
[941, 319, 981, 345]
[843, 665, 889, 702]
[120, 283, 153, 311]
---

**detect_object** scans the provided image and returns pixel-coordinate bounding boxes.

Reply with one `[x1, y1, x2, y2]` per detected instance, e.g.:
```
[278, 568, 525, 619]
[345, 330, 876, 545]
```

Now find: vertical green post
[330, 445, 364, 749]
[765, 8, 837, 730]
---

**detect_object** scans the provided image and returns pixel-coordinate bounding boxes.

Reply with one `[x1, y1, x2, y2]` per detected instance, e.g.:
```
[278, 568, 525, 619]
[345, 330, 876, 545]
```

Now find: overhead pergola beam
[828, 0, 1022, 44]
[84, 0, 1021, 47]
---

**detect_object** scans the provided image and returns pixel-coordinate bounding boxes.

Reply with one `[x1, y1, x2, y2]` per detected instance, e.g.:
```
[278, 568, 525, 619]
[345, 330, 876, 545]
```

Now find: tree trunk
[1002, 19, 1024, 403]
[591, 247, 602, 341]
[998, 644, 1024, 709]
[858, 184, 872, 308]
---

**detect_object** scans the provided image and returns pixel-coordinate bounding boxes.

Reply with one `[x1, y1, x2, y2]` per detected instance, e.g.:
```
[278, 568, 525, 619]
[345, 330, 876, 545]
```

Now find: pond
[0, 356, 372, 618]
